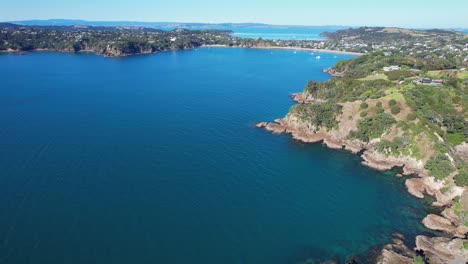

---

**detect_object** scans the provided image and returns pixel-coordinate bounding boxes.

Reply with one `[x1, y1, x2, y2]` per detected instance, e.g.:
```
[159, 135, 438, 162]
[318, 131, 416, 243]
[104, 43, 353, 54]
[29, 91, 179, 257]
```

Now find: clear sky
[1, 0, 467, 28]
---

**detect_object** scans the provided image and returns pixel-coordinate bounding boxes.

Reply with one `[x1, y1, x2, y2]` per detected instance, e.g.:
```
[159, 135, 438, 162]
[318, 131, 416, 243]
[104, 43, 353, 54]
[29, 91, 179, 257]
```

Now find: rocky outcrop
[422, 214, 468, 238]
[454, 143, 468, 162]
[361, 150, 425, 175]
[415, 236, 468, 264]
[256, 98, 468, 263]
[323, 67, 345, 77]
[291, 93, 327, 104]
[376, 233, 415, 264]
[376, 249, 412, 264]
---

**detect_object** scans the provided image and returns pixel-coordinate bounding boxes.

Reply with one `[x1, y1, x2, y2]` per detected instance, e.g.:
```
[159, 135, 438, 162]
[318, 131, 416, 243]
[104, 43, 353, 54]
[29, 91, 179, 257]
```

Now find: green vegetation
[304, 78, 391, 103]
[407, 113, 417, 121]
[287, 29, 468, 186]
[331, 52, 463, 79]
[454, 169, 468, 187]
[412, 255, 424, 264]
[358, 73, 388, 81]
[384, 70, 417, 81]
[350, 113, 396, 142]
[391, 106, 401, 115]
[447, 133, 465, 146]
[404, 85, 467, 148]
[289, 103, 342, 131]
[425, 154, 455, 180]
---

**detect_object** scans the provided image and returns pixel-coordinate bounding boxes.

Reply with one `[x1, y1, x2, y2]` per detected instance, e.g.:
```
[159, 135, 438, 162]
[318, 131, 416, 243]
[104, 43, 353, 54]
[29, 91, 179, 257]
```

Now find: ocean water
[230, 27, 340, 40]
[0, 48, 430, 263]
[159, 26, 341, 40]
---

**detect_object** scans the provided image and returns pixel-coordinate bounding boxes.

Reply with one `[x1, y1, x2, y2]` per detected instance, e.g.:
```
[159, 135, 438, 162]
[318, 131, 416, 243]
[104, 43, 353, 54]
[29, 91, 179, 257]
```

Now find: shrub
[389, 99, 397, 106]
[391, 106, 401, 115]
[377, 108, 385, 114]
[360, 111, 368, 118]
[384, 70, 417, 81]
[446, 133, 465, 146]
[425, 154, 455, 180]
[454, 169, 468, 187]
[360, 102, 369, 109]
[290, 103, 342, 130]
[350, 113, 396, 142]
[412, 255, 424, 264]
[376, 101, 383, 107]
[407, 113, 417, 121]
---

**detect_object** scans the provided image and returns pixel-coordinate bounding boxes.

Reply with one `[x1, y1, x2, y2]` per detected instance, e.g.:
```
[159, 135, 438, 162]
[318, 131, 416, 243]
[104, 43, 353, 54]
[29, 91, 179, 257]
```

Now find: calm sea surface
[0, 48, 429, 263]
[230, 27, 340, 40]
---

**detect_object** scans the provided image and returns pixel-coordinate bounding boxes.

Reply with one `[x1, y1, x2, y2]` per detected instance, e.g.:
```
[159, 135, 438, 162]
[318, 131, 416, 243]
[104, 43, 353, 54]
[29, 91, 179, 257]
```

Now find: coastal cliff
[258, 52, 468, 263]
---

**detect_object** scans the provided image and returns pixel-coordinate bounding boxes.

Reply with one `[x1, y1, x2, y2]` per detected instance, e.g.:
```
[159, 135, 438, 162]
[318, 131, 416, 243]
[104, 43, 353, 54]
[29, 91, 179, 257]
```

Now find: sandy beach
[201, 44, 363, 55]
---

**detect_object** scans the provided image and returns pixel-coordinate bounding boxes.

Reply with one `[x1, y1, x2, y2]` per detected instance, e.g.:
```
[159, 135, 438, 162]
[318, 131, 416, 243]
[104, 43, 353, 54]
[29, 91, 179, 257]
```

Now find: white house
[383, 65, 401, 71]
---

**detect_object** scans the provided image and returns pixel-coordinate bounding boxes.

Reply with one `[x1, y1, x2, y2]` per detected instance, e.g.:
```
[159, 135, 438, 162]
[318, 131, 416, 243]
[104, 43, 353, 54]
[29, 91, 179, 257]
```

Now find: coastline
[201, 44, 364, 55]
[2, 45, 363, 57]
[257, 94, 468, 263]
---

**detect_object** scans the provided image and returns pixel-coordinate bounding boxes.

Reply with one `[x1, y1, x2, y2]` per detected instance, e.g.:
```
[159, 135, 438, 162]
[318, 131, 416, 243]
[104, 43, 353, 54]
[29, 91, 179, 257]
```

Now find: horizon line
[4, 18, 468, 30]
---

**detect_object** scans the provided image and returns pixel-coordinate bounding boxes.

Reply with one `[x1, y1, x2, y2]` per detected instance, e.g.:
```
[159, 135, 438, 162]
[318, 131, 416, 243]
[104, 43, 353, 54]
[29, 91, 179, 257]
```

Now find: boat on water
[316, 56, 321, 59]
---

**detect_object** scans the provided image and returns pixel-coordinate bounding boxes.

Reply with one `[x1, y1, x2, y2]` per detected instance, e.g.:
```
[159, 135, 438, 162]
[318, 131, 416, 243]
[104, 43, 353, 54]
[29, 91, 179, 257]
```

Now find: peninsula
[258, 28, 468, 263]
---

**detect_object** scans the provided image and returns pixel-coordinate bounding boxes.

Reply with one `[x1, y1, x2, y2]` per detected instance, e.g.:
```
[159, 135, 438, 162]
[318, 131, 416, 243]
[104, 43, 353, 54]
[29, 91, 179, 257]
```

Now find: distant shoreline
[201, 44, 363, 55]
[0, 45, 363, 58]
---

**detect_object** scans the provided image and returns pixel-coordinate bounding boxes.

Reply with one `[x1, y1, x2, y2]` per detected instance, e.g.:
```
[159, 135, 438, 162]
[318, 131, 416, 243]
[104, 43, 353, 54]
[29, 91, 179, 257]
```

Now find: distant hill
[7, 19, 350, 30]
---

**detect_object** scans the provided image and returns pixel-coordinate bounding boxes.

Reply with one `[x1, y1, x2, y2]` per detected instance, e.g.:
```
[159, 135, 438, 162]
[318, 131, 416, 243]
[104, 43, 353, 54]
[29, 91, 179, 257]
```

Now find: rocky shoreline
[256, 94, 468, 263]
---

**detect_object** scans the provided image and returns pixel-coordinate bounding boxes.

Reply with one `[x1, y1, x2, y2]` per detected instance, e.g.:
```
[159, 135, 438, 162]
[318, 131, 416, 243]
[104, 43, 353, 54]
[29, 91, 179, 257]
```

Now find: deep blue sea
[0, 48, 430, 263]
[230, 27, 340, 40]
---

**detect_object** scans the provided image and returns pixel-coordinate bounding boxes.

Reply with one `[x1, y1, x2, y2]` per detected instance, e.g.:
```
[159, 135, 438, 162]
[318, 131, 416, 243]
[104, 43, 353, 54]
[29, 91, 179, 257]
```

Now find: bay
[0, 48, 429, 263]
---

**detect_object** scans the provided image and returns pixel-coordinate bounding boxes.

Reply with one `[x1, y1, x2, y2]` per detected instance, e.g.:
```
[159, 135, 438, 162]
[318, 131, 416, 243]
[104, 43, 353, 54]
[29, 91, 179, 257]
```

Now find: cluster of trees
[349, 113, 396, 142]
[425, 154, 456, 180]
[404, 85, 466, 146]
[0, 24, 242, 55]
[332, 52, 463, 79]
[290, 103, 342, 131]
[304, 78, 390, 103]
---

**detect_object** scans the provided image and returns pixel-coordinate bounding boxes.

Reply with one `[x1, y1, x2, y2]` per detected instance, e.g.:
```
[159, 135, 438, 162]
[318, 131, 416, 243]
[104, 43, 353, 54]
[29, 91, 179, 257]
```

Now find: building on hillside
[383, 65, 400, 71]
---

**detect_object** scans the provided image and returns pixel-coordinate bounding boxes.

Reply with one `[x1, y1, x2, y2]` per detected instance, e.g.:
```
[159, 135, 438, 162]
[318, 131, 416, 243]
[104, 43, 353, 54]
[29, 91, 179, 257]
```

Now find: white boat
[316, 56, 321, 59]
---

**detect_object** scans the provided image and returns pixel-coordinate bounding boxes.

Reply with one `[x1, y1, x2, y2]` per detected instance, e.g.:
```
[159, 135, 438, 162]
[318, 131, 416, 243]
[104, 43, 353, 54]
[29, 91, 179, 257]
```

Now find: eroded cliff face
[257, 94, 468, 263]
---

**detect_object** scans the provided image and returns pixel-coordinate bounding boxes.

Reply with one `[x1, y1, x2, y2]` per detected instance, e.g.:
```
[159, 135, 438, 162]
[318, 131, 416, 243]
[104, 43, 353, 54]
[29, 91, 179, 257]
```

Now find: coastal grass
[428, 70, 468, 79]
[358, 73, 388, 81]
[384, 89, 404, 101]
[412, 255, 424, 264]
[459, 71, 468, 79]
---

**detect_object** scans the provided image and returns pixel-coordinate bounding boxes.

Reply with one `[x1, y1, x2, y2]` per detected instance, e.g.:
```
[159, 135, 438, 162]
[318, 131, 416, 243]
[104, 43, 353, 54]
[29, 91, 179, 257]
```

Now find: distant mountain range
[6, 19, 351, 30]
[6, 19, 467, 34]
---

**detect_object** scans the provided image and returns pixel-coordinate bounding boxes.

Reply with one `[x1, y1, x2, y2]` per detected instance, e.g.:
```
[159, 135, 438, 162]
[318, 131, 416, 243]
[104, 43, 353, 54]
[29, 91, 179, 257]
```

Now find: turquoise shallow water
[0, 48, 429, 263]
[230, 27, 340, 40]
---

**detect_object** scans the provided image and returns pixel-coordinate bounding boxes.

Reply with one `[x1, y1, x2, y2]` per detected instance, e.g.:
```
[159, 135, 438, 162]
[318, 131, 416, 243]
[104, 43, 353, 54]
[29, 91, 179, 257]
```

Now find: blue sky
[1, 0, 467, 28]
